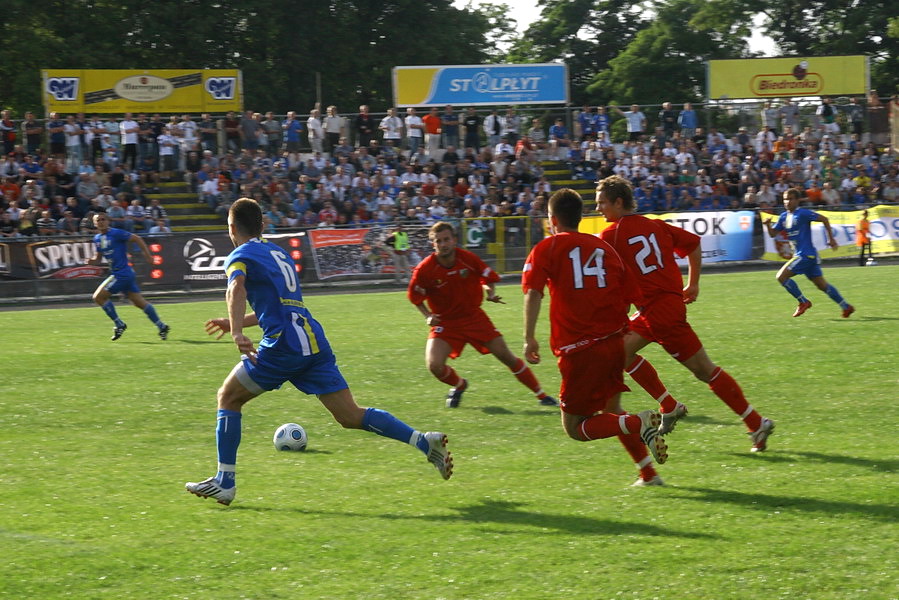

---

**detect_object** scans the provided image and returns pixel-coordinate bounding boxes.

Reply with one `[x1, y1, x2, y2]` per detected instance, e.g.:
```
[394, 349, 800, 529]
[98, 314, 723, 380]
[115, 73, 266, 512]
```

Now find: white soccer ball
[273, 423, 308, 451]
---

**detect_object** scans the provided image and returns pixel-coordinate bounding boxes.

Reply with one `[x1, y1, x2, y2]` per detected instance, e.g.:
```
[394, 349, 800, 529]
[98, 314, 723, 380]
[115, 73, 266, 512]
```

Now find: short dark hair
[784, 188, 802, 201]
[547, 188, 583, 229]
[229, 197, 263, 237]
[597, 175, 635, 211]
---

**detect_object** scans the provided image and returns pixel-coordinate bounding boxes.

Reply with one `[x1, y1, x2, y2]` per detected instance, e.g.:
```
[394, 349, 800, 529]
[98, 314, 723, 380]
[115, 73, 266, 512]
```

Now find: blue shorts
[234, 346, 349, 396]
[786, 254, 823, 279]
[102, 273, 140, 295]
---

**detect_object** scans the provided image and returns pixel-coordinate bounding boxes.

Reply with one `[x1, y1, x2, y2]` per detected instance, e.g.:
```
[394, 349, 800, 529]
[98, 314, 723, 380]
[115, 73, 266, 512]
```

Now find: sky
[453, 1, 777, 56]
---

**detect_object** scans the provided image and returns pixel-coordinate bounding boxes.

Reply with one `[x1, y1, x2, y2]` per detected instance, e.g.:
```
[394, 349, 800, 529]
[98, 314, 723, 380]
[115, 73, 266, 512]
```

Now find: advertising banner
[580, 211, 756, 263]
[307, 225, 431, 279]
[0, 232, 307, 285]
[42, 69, 243, 114]
[760, 205, 899, 261]
[707, 56, 868, 100]
[393, 63, 568, 107]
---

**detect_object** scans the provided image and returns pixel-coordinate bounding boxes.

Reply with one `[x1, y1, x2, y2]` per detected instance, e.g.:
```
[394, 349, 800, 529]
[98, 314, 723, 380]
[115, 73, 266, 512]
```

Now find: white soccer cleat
[749, 418, 776, 453]
[637, 409, 669, 464]
[659, 402, 688, 435]
[631, 475, 665, 487]
[185, 477, 236, 505]
[423, 432, 453, 480]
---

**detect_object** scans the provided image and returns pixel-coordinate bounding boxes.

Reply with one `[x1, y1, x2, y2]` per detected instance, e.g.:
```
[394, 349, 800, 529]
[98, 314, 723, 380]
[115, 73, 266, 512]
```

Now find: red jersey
[599, 214, 700, 301]
[408, 247, 500, 322]
[522, 231, 640, 356]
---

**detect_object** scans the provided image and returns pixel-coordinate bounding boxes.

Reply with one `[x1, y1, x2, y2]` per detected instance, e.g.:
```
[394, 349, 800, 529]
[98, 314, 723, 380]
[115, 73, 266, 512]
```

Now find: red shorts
[558, 335, 629, 416]
[629, 293, 702, 362]
[429, 310, 501, 359]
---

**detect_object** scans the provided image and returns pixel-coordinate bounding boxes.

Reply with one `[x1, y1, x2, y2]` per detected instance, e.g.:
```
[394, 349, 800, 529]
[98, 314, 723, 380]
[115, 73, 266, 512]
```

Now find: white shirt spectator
[119, 118, 139, 145]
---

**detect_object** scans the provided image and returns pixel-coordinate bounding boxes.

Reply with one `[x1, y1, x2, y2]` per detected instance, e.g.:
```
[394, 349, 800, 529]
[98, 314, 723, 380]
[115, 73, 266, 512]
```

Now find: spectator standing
[64, 115, 84, 173]
[422, 107, 442, 157]
[379, 107, 404, 147]
[483, 109, 502, 149]
[0, 110, 16, 156]
[441, 105, 460, 149]
[462, 107, 481, 152]
[779, 99, 801, 134]
[501, 108, 521, 145]
[307, 108, 324, 154]
[21, 112, 43, 156]
[47, 112, 67, 159]
[198, 113, 218, 155]
[322, 106, 344, 153]
[677, 103, 697, 139]
[119, 113, 140, 170]
[762, 100, 780, 135]
[816, 98, 839, 135]
[612, 104, 647, 141]
[658, 102, 677, 141]
[844, 97, 864, 138]
[354, 105, 375, 148]
[239, 110, 261, 151]
[223, 111, 241, 153]
[404, 107, 424, 156]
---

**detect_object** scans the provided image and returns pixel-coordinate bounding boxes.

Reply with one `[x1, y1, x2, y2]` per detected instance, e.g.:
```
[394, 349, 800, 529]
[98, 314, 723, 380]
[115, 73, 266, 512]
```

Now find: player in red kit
[523, 188, 669, 486]
[408, 221, 557, 409]
[595, 175, 774, 452]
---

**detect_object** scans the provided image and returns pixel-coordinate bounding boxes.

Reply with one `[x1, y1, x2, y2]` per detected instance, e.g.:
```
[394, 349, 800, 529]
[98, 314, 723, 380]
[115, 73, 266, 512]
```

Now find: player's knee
[427, 362, 445, 378]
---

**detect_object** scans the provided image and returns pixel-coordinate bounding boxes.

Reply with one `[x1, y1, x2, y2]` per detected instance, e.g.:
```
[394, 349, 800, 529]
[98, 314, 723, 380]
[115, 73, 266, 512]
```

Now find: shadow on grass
[235, 499, 719, 539]
[733, 450, 898, 474]
[480, 406, 515, 415]
[671, 486, 898, 523]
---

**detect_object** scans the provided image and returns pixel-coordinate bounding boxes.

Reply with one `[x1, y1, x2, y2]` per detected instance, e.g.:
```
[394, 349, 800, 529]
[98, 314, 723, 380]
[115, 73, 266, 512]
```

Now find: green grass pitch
[1, 265, 897, 599]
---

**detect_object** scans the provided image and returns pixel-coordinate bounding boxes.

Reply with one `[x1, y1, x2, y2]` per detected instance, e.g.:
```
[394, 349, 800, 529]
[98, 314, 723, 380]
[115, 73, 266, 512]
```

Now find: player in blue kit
[186, 198, 452, 506]
[763, 188, 855, 318]
[87, 213, 170, 341]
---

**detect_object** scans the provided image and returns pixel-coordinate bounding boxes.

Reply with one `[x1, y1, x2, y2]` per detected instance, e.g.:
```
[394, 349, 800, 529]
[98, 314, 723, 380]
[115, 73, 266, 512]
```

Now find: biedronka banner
[707, 56, 868, 100]
[42, 69, 243, 114]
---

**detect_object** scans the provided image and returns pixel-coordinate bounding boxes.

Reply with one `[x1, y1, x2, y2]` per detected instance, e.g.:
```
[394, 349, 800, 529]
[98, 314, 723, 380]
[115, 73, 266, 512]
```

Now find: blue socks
[823, 284, 848, 308]
[362, 408, 428, 454]
[143, 303, 166, 328]
[781, 279, 808, 302]
[101, 300, 124, 327]
[215, 409, 242, 489]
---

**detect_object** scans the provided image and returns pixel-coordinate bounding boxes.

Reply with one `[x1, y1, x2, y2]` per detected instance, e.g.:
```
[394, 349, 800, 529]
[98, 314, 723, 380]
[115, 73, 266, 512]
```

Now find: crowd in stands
[0, 96, 896, 239]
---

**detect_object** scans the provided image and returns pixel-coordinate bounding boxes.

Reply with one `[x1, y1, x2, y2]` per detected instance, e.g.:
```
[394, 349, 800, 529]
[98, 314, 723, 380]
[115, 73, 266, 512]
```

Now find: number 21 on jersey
[628, 233, 663, 275]
[568, 246, 606, 288]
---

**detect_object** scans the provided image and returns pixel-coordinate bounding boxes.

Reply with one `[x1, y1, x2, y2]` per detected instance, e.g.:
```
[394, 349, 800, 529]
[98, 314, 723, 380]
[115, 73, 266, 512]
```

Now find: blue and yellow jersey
[773, 208, 819, 258]
[93, 227, 134, 276]
[225, 238, 329, 356]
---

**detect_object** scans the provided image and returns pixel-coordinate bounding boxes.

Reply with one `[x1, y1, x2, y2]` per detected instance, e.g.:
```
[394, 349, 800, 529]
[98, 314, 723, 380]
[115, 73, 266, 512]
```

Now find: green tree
[506, 0, 648, 106]
[587, 0, 748, 106]
[692, 0, 899, 95]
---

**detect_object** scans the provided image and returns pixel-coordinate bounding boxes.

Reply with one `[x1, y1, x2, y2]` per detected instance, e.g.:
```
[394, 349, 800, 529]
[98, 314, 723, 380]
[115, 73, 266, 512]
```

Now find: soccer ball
[273, 423, 308, 451]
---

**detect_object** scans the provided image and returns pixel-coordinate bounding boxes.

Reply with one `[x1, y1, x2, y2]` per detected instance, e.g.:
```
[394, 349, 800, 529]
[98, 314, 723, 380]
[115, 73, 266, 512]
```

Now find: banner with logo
[707, 56, 868, 100]
[760, 205, 899, 261]
[579, 211, 756, 263]
[42, 69, 243, 114]
[307, 225, 432, 279]
[393, 63, 568, 107]
[0, 232, 307, 284]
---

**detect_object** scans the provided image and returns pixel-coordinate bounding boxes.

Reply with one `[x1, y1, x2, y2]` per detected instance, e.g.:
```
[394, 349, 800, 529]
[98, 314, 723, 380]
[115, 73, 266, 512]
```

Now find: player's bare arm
[683, 245, 702, 304]
[523, 289, 543, 364]
[817, 214, 839, 250]
[484, 283, 505, 304]
[415, 302, 441, 326]
[129, 233, 154, 264]
[205, 312, 259, 339]
[226, 274, 257, 363]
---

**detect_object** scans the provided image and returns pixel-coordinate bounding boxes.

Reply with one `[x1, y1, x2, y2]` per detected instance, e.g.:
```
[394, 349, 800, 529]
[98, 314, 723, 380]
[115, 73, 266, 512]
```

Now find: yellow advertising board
[42, 69, 242, 114]
[707, 56, 868, 100]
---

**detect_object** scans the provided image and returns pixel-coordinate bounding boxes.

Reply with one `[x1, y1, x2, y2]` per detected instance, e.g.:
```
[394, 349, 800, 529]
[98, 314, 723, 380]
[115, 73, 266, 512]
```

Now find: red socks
[626, 356, 678, 413]
[708, 367, 762, 431]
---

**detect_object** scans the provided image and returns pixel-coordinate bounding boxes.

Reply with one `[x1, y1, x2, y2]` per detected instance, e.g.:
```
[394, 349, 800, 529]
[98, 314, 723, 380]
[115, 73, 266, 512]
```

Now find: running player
[409, 221, 557, 409]
[523, 188, 668, 486]
[87, 212, 170, 341]
[595, 175, 775, 452]
[187, 198, 452, 506]
[762, 188, 856, 317]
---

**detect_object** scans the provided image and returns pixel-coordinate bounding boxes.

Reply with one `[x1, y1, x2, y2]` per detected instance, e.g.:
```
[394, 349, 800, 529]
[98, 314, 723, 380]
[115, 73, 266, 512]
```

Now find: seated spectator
[57, 210, 81, 235]
[148, 218, 172, 234]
